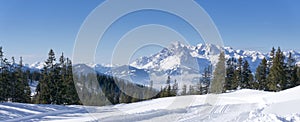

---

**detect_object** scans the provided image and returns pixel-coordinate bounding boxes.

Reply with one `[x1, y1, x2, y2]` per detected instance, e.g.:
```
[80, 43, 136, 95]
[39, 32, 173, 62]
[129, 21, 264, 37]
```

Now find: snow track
[5, 108, 85, 122]
[0, 103, 87, 122]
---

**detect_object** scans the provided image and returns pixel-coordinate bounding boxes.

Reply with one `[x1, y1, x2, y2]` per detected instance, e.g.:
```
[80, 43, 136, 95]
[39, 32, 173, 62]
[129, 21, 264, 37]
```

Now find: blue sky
[0, 0, 300, 64]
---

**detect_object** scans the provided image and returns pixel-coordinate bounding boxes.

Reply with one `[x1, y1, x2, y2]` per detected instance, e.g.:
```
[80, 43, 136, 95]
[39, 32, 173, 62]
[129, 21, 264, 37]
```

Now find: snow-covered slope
[1, 86, 300, 122]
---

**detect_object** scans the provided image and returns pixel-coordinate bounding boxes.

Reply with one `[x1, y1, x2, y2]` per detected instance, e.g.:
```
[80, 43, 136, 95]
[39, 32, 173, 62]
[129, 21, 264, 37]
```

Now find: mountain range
[27, 42, 300, 88]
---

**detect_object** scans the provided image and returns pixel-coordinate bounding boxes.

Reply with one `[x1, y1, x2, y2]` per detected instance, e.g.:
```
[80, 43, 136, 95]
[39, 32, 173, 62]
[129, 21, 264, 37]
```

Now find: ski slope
[1, 86, 300, 122]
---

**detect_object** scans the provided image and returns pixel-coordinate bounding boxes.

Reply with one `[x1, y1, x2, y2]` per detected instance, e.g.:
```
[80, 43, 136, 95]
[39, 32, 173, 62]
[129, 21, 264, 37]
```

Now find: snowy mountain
[29, 62, 45, 70]
[2, 85, 300, 121]
[29, 42, 300, 88]
[131, 42, 300, 74]
[130, 42, 266, 74]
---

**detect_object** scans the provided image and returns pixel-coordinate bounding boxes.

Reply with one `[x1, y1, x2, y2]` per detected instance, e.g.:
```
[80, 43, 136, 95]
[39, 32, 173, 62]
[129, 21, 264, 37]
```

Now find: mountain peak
[29, 62, 45, 70]
[169, 41, 189, 50]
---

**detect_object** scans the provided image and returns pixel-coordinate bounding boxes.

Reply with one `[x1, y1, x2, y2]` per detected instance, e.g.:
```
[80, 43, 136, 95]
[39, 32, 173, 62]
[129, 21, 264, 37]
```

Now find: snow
[29, 62, 45, 70]
[1, 86, 300, 122]
[29, 81, 38, 96]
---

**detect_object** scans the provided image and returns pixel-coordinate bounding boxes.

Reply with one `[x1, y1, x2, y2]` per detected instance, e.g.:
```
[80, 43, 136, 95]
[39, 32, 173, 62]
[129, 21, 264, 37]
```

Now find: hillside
[1, 86, 300, 122]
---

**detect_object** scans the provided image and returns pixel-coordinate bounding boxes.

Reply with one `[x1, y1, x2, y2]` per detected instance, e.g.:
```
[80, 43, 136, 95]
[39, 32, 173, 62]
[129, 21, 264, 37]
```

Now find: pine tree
[267, 47, 286, 91]
[267, 47, 276, 74]
[10, 57, 17, 102]
[36, 67, 51, 104]
[290, 66, 299, 88]
[14, 57, 31, 103]
[2, 58, 11, 101]
[210, 52, 225, 93]
[285, 52, 296, 89]
[54, 53, 65, 104]
[241, 60, 253, 89]
[21, 58, 31, 103]
[225, 58, 237, 91]
[64, 58, 80, 104]
[255, 58, 268, 90]
[46, 49, 56, 69]
[200, 65, 212, 94]
[36, 49, 56, 104]
[234, 57, 243, 89]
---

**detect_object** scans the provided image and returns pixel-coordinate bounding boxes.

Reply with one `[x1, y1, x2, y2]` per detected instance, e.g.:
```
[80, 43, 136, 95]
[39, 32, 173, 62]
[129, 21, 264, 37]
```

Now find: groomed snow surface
[1, 86, 300, 122]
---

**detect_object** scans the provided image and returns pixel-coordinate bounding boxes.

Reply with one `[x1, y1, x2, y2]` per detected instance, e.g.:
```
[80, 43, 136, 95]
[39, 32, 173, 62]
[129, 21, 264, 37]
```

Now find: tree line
[0, 47, 31, 103]
[178, 47, 300, 96]
[75, 72, 160, 106]
[0, 47, 163, 105]
[223, 47, 300, 92]
[0, 47, 81, 105]
[34, 49, 80, 105]
[1, 46, 300, 105]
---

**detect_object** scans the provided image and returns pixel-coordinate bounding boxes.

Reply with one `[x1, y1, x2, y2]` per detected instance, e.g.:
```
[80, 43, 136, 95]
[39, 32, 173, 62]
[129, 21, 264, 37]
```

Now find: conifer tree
[64, 58, 80, 104]
[267, 47, 276, 74]
[234, 57, 243, 89]
[21, 57, 32, 103]
[210, 52, 225, 93]
[201, 66, 212, 94]
[285, 52, 296, 89]
[255, 58, 268, 90]
[241, 60, 253, 89]
[267, 47, 286, 91]
[54, 53, 65, 104]
[225, 58, 237, 91]
[10, 57, 17, 102]
[14, 57, 31, 103]
[2, 58, 11, 101]
[36, 49, 56, 104]
[36, 67, 51, 104]
[290, 66, 299, 88]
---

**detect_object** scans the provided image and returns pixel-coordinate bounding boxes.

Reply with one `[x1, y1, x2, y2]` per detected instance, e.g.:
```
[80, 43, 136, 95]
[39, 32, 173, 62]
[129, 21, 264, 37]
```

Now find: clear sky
[0, 0, 300, 64]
